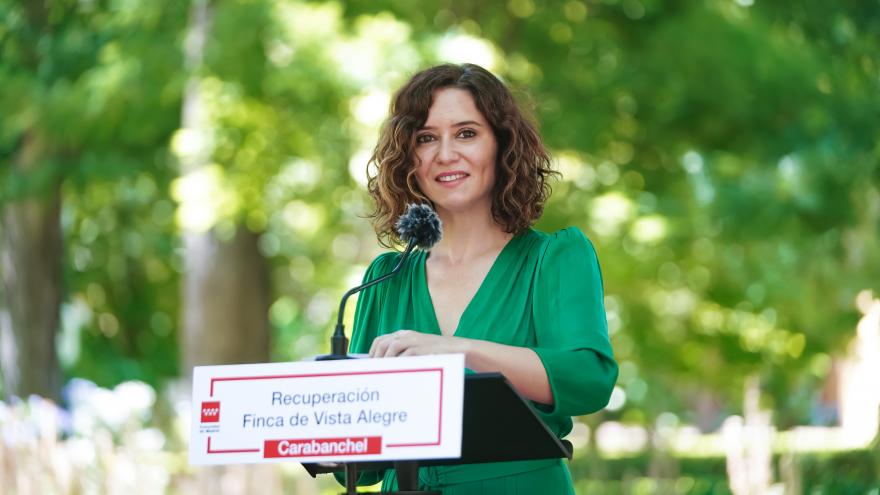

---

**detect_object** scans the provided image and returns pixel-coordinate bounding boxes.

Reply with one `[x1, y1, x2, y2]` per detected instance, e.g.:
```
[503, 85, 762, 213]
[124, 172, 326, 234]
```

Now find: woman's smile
[436, 171, 470, 184]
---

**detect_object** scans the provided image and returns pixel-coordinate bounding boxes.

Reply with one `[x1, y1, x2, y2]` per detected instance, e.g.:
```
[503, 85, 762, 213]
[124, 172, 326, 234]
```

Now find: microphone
[317, 204, 442, 360]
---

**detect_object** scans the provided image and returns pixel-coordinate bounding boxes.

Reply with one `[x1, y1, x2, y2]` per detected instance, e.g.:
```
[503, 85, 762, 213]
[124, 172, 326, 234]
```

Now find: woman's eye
[416, 134, 434, 144]
[458, 129, 476, 139]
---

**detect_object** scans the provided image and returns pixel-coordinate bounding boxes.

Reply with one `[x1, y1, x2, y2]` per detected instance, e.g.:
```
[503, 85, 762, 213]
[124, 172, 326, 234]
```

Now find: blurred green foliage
[1, 0, 878, 433]
[571, 449, 879, 494]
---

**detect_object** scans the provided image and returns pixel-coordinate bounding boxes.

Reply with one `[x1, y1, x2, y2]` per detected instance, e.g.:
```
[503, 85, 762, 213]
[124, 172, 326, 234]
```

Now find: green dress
[348, 227, 618, 494]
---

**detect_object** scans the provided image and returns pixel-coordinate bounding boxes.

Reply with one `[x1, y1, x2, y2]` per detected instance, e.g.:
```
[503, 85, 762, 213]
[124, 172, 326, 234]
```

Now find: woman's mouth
[436, 172, 469, 183]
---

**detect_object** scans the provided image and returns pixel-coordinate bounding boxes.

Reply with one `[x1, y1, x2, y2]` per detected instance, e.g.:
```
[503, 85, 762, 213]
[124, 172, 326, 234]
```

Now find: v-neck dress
[347, 227, 618, 493]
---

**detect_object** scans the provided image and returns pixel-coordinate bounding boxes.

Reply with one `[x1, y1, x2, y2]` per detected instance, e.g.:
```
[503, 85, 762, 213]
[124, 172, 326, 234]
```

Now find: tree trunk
[178, 0, 270, 378]
[180, 227, 270, 373]
[0, 132, 62, 401]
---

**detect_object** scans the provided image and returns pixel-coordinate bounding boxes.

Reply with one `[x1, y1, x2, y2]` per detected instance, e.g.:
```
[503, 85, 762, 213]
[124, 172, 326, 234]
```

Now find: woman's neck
[429, 207, 512, 264]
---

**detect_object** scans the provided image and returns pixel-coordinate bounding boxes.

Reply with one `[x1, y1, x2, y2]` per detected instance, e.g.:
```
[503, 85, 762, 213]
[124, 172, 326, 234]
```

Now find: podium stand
[302, 372, 572, 494]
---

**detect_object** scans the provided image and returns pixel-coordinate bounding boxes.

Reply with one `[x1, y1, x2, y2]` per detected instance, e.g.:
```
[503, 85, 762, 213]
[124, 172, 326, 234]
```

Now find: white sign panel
[189, 354, 465, 465]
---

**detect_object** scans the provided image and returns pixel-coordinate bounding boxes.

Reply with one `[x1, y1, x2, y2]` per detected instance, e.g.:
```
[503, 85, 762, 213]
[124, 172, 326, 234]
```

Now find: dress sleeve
[348, 252, 399, 354]
[530, 227, 618, 417]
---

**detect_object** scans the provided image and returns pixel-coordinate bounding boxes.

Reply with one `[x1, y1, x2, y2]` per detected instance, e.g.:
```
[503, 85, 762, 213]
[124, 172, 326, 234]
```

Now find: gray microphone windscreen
[395, 204, 443, 250]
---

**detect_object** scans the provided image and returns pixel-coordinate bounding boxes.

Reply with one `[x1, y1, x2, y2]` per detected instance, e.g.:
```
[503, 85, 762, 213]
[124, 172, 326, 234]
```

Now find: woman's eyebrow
[420, 120, 484, 130]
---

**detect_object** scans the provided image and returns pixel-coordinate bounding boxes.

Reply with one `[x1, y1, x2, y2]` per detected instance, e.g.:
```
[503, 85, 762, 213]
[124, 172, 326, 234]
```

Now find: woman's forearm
[459, 338, 553, 406]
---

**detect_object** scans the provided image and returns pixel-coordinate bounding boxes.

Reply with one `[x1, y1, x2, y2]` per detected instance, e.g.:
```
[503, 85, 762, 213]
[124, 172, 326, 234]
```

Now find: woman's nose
[436, 137, 457, 164]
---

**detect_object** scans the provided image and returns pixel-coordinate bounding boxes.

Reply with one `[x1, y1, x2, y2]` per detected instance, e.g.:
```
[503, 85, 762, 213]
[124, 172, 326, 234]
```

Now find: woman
[351, 63, 617, 493]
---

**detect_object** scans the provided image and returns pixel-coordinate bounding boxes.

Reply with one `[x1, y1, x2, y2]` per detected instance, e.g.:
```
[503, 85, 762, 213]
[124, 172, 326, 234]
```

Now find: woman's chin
[429, 197, 492, 217]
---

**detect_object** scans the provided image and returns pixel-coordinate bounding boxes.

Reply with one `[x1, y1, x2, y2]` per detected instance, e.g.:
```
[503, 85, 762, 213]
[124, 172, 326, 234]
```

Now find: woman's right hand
[368, 330, 469, 358]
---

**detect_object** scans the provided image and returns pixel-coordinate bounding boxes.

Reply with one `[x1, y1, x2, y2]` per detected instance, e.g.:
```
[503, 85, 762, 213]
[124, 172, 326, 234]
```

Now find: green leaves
[3, 0, 876, 426]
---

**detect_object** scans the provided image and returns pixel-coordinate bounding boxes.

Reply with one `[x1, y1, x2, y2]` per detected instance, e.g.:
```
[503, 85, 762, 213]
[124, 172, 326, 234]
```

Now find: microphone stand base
[315, 354, 354, 361]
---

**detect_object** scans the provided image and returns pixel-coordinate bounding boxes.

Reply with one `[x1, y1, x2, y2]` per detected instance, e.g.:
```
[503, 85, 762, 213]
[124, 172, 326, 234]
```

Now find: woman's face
[413, 87, 498, 218]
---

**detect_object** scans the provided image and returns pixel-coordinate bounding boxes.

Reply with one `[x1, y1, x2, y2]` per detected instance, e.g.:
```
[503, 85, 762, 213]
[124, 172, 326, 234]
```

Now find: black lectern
[302, 373, 573, 494]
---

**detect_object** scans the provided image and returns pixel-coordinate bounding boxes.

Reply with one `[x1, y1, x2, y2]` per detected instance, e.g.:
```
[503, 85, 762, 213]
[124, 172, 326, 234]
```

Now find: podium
[302, 372, 572, 494]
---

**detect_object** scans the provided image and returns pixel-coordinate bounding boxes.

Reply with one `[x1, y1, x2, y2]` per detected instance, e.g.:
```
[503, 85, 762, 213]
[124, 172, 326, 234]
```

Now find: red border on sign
[385, 368, 443, 448]
[206, 367, 445, 454]
[207, 436, 260, 454]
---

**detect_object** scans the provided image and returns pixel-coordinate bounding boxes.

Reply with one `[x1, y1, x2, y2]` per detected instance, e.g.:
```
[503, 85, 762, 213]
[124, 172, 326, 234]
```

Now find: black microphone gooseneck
[324, 239, 417, 359]
[318, 204, 442, 361]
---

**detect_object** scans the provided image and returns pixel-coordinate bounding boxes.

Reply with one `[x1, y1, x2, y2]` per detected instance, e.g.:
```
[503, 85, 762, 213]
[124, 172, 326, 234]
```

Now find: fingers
[369, 330, 405, 358]
[368, 330, 465, 358]
[369, 330, 422, 358]
[368, 331, 392, 357]
[368, 334, 388, 357]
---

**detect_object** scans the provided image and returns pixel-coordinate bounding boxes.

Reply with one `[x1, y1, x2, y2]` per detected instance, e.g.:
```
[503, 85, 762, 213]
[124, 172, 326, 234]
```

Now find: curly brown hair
[366, 63, 557, 247]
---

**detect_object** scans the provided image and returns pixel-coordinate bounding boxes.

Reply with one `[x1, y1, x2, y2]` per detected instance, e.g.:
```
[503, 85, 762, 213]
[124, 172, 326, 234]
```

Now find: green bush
[569, 448, 880, 494]
[797, 449, 880, 495]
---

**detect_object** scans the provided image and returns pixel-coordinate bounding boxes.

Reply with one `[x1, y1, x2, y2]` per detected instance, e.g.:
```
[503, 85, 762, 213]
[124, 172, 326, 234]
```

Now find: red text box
[264, 436, 382, 458]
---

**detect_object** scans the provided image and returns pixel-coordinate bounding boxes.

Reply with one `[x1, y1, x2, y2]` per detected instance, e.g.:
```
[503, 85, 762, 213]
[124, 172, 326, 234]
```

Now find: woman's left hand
[369, 330, 468, 358]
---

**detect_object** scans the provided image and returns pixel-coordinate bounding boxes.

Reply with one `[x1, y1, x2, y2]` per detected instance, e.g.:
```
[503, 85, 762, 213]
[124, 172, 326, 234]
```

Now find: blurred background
[1, 0, 879, 493]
